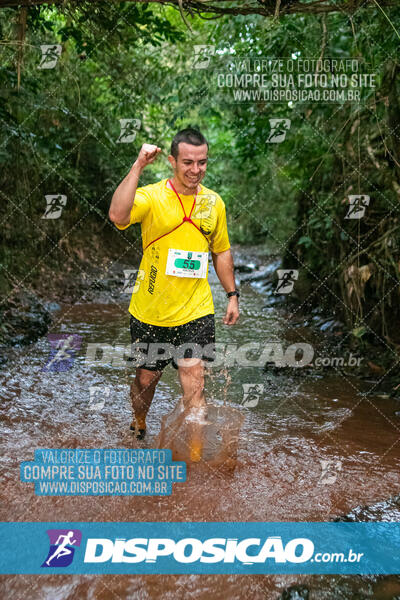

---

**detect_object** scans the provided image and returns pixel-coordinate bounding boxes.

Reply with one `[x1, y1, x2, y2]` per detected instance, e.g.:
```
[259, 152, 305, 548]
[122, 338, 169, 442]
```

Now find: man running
[109, 128, 239, 454]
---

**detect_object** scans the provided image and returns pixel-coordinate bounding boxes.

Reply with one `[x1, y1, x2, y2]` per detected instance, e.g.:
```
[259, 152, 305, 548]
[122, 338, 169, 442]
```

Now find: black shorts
[129, 313, 216, 371]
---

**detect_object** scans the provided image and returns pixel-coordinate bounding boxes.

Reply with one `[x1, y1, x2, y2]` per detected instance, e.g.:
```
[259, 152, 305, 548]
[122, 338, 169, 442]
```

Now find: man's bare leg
[177, 358, 206, 409]
[130, 367, 162, 438]
[178, 358, 207, 461]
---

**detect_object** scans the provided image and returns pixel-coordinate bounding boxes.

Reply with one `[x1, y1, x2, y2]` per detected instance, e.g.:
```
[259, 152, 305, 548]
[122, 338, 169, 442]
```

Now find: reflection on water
[0, 264, 399, 598]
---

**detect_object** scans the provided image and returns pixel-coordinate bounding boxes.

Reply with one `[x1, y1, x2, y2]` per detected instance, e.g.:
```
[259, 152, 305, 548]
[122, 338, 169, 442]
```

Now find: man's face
[169, 142, 208, 189]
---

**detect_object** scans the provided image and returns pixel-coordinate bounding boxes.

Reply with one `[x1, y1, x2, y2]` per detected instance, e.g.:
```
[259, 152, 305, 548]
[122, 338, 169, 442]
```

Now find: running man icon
[345, 194, 370, 220]
[275, 269, 299, 294]
[42, 334, 82, 372]
[42, 529, 82, 568]
[46, 532, 76, 565]
[42, 194, 67, 219]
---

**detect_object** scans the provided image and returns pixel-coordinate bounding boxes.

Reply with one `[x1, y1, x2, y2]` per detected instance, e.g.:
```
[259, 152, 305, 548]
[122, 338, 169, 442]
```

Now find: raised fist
[137, 143, 162, 168]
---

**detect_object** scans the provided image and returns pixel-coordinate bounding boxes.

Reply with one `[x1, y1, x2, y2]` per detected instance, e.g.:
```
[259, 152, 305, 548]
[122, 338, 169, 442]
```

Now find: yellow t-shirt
[115, 178, 230, 326]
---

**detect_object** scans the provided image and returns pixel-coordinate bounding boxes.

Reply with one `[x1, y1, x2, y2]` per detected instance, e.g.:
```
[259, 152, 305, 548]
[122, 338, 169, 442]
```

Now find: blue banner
[20, 449, 186, 496]
[0, 522, 398, 574]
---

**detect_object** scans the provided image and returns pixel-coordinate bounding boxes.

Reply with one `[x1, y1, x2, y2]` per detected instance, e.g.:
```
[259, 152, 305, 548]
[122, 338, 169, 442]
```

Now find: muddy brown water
[1, 266, 399, 599]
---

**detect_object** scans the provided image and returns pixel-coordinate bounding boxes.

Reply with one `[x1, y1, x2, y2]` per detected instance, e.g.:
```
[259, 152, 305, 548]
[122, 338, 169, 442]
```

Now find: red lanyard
[143, 179, 207, 251]
[168, 178, 198, 222]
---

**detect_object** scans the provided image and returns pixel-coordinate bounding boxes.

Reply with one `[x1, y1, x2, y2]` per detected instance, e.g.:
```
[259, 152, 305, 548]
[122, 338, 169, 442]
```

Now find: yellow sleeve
[210, 199, 231, 254]
[115, 186, 152, 230]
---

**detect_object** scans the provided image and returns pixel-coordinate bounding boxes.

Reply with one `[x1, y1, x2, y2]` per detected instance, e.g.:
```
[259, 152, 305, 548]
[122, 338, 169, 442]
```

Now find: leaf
[352, 326, 367, 338]
[359, 265, 372, 283]
[297, 235, 312, 248]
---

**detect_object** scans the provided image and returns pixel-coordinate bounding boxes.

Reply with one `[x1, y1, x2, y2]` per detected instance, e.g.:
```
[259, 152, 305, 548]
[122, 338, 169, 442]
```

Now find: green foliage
[0, 1, 399, 341]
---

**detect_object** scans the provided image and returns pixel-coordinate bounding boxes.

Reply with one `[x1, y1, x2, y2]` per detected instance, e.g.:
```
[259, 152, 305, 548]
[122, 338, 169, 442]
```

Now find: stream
[1, 252, 399, 599]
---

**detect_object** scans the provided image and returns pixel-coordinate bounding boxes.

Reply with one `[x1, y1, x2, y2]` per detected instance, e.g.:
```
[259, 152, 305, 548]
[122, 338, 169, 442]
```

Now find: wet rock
[240, 260, 281, 283]
[44, 301, 61, 313]
[263, 294, 288, 307]
[261, 280, 274, 290]
[333, 495, 400, 522]
[0, 291, 52, 347]
[310, 316, 344, 334]
[234, 262, 256, 273]
[319, 319, 343, 332]
[77, 261, 139, 303]
[280, 584, 309, 599]
[311, 315, 325, 327]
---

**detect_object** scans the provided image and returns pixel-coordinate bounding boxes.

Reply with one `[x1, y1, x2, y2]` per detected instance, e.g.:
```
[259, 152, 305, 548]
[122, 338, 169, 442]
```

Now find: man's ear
[167, 154, 176, 169]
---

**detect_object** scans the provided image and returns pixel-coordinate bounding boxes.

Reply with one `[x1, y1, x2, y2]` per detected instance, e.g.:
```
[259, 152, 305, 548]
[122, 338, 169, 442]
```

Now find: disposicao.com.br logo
[0, 522, 395, 574]
[84, 536, 361, 565]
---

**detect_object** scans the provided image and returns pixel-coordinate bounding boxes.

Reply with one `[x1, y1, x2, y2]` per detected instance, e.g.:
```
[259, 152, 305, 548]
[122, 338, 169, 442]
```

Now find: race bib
[165, 249, 208, 278]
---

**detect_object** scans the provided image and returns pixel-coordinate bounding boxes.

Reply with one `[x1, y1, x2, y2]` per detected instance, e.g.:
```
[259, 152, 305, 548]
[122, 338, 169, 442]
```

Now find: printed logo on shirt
[148, 265, 158, 294]
[200, 219, 213, 236]
[151, 245, 160, 264]
[192, 194, 216, 219]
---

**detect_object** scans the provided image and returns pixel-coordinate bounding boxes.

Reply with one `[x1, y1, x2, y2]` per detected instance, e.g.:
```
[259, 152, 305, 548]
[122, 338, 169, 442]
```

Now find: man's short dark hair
[170, 128, 208, 160]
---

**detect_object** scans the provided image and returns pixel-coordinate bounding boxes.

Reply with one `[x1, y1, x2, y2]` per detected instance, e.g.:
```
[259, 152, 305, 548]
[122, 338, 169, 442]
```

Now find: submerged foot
[189, 437, 203, 462]
[130, 415, 147, 440]
[185, 405, 207, 462]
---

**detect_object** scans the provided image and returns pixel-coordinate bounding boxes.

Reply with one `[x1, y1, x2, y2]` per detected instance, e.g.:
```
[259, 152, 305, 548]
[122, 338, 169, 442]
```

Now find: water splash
[156, 400, 244, 471]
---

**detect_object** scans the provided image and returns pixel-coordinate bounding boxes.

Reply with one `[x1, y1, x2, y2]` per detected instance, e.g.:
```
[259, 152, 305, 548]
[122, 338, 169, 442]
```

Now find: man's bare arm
[108, 144, 161, 225]
[211, 249, 235, 292]
[212, 249, 239, 325]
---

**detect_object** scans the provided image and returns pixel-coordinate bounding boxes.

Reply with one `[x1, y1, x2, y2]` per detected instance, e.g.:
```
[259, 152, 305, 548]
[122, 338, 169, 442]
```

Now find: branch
[177, 0, 193, 32]
[316, 12, 327, 72]
[0, 0, 398, 18]
[274, 0, 281, 20]
[16, 6, 27, 91]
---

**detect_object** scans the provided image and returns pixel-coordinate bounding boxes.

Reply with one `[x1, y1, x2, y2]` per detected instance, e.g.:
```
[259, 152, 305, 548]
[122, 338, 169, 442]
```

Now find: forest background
[0, 0, 399, 357]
